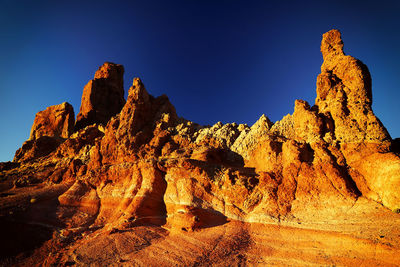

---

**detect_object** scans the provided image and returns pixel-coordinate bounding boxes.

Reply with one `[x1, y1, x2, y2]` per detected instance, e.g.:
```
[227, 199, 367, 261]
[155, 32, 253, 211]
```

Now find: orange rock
[14, 136, 64, 162]
[99, 77, 177, 164]
[316, 29, 390, 144]
[54, 124, 104, 160]
[75, 62, 125, 131]
[4, 30, 400, 266]
[13, 102, 74, 162]
[58, 180, 100, 216]
[292, 100, 323, 143]
[313, 30, 399, 210]
[30, 102, 75, 140]
[341, 143, 400, 210]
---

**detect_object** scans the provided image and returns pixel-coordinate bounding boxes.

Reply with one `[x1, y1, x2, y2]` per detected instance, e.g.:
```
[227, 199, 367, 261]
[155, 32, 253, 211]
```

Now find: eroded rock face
[314, 29, 399, 209]
[6, 30, 400, 243]
[14, 136, 64, 163]
[75, 62, 125, 131]
[13, 102, 75, 162]
[99, 77, 178, 164]
[29, 102, 75, 140]
[316, 29, 390, 144]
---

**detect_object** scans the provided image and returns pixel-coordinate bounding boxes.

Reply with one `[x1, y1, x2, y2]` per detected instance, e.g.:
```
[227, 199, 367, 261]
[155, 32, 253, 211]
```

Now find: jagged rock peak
[316, 29, 390, 144]
[94, 62, 124, 84]
[319, 29, 372, 105]
[75, 62, 125, 131]
[257, 114, 273, 128]
[321, 29, 344, 59]
[129, 77, 150, 103]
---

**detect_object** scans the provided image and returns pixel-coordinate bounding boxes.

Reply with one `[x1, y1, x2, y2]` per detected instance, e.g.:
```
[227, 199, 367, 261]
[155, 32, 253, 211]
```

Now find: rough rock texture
[316, 29, 390, 144]
[1, 30, 400, 266]
[13, 102, 75, 162]
[315, 29, 399, 209]
[13, 136, 65, 163]
[29, 102, 75, 140]
[75, 62, 125, 131]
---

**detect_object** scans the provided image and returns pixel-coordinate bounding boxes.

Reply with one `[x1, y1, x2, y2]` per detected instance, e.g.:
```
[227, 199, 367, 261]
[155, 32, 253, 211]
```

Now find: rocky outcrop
[316, 29, 390, 144]
[2, 29, 400, 266]
[2, 30, 400, 267]
[13, 102, 75, 162]
[14, 136, 64, 163]
[75, 62, 125, 131]
[98, 77, 178, 164]
[11, 29, 400, 224]
[29, 102, 75, 140]
[314, 29, 399, 210]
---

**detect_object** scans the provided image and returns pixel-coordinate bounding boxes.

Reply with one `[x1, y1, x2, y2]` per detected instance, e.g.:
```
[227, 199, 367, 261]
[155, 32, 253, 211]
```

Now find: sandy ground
[0, 184, 399, 266]
[59, 219, 400, 266]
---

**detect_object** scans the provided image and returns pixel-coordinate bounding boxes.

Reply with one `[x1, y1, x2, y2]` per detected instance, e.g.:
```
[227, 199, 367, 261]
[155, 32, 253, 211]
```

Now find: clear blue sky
[1, 0, 399, 162]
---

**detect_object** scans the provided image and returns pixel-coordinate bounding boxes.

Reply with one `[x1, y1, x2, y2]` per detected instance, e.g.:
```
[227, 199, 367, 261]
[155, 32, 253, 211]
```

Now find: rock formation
[29, 102, 75, 140]
[14, 102, 75, 162]
[315, 30, 399, 210]
[75, 62, 125, 131]
[1, 30, 400, 266]
[316, 30, 390, 144]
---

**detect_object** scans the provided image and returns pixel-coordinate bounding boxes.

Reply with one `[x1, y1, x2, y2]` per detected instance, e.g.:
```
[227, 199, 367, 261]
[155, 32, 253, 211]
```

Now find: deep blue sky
[1, 0, 399, 162]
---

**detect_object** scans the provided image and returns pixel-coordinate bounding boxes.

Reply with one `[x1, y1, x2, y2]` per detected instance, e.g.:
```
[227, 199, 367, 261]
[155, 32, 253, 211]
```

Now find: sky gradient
[1, 0, 400, 162]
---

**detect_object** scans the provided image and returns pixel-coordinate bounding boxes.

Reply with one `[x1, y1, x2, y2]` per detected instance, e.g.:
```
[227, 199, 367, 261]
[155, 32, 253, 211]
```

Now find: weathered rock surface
[13, 102, 75, 162]
[315, 29, 399, 210]
[13, 136, 64, 163]
[316, 29, 390, 144]
[75, 62, 125, 131]
[1, 30, 400, 266]
[29, 102, 75, 140]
